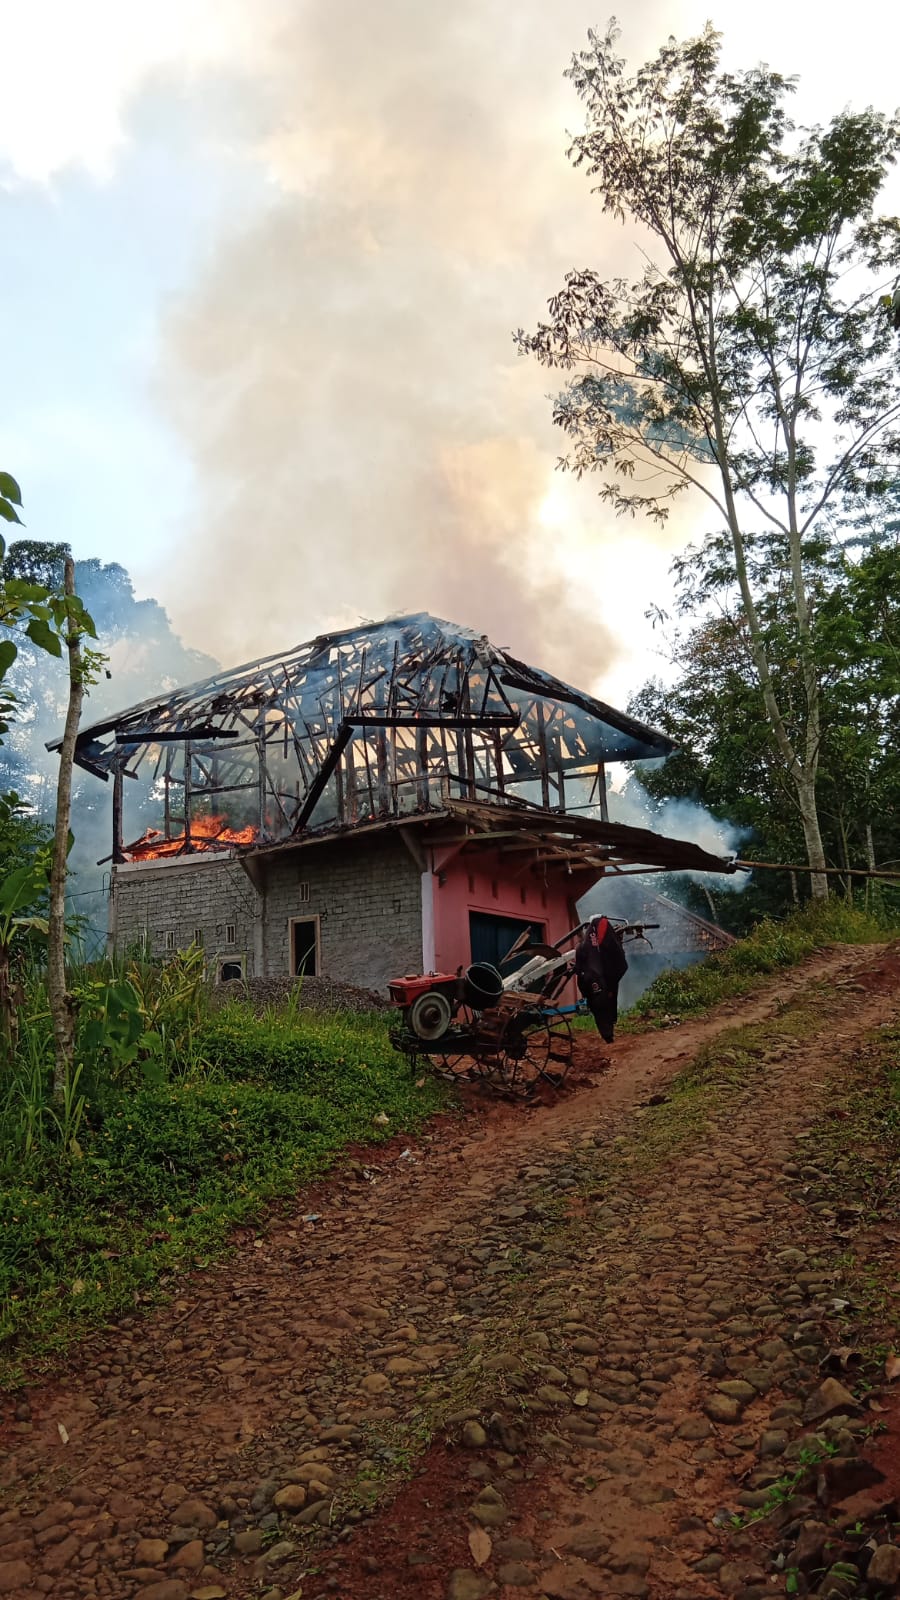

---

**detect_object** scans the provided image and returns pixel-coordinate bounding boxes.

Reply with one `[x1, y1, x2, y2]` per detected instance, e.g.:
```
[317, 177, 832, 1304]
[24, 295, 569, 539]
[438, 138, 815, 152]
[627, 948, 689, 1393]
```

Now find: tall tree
[627, 537, 900, 919]
[0, 495, 101, 1092]
[518, 23, 900, 896]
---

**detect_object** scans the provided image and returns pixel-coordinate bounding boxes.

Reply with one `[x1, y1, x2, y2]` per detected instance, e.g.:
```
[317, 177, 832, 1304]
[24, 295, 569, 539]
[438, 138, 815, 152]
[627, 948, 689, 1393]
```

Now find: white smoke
[609, 780, 748, 880]
[1, 552, 218, 949]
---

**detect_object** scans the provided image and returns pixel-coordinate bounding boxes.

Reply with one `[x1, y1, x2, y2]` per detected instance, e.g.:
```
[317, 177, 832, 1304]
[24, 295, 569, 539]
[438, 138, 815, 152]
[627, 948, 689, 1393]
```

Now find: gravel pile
[212, 974, 388, 1014]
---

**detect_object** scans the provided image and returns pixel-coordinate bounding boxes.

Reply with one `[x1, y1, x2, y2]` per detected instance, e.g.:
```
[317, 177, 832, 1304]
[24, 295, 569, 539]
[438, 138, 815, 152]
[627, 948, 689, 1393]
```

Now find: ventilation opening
[193, 928, 204, 948]
[224, 923, 236, 945]
[298, 881, 310, 903]
[164, 930, 176, 951]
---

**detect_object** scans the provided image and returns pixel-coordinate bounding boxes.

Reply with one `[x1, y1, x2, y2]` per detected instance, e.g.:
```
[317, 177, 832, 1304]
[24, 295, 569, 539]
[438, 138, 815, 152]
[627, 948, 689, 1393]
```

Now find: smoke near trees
[0, 541, 217, 945]
[519, 21, 900, 898]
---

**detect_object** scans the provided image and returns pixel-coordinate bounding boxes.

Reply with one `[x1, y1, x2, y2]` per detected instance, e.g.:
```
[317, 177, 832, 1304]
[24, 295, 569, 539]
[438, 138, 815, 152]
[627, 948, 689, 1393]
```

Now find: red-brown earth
[1, 943, 898, 1600]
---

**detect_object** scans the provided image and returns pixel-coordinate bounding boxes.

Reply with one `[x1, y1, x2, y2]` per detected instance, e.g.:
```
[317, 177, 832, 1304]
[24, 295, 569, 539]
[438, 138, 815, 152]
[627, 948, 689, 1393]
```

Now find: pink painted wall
[430, 848, 600, 996]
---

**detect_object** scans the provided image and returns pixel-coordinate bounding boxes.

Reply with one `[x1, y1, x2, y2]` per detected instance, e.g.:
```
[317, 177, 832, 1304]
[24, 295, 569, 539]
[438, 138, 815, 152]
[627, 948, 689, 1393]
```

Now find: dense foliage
[627, 535, 900, 929]
[520, 22, 900, 892]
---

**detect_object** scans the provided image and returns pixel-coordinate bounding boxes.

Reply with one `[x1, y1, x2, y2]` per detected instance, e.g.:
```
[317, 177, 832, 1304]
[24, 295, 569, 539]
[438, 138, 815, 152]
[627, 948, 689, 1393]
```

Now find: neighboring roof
[653, 893, 736, 945]
[588, 880, 736, 947]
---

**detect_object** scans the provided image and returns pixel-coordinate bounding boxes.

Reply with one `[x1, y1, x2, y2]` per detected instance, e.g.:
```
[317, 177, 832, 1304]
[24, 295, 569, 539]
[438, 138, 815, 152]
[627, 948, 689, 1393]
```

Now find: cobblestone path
[1, 942, 898, 1600]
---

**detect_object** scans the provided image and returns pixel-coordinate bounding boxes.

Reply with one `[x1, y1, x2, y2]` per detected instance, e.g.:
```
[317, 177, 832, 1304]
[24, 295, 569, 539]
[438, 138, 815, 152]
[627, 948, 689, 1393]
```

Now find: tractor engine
[388, 964, 503, 1042]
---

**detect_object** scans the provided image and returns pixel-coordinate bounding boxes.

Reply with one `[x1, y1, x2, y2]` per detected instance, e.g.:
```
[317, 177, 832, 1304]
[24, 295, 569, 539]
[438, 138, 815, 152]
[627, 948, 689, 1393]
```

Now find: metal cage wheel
[495, 1008, 574, 1094]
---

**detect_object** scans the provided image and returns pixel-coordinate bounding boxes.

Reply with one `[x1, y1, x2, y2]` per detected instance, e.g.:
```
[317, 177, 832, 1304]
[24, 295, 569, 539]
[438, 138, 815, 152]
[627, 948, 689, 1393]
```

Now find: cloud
[0, 0, 263, 183]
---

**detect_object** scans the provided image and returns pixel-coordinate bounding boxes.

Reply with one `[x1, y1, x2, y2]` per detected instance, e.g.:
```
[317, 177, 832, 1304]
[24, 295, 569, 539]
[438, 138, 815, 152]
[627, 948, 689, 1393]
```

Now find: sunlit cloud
[0, 0, 267, 183]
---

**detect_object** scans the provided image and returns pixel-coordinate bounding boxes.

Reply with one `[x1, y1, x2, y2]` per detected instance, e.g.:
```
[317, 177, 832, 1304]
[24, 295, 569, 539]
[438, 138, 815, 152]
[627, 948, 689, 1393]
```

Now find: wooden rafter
[55, 613, 688, 860]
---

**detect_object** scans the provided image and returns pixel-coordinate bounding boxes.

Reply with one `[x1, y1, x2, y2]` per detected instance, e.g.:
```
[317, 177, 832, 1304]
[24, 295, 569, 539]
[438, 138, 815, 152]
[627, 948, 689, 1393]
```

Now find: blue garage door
[469, 912, 547, 974]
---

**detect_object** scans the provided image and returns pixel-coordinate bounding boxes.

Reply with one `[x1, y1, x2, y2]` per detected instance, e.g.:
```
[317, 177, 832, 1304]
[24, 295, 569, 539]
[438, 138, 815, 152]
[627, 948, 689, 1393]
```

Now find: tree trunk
[0, 942, 18, 1057]
[697, 291, 831, 912]
[48, 558, 84, 1106]
[795, 770, 829, 901]
[865, 821, 877, 913]
[837, 814, 853, 901]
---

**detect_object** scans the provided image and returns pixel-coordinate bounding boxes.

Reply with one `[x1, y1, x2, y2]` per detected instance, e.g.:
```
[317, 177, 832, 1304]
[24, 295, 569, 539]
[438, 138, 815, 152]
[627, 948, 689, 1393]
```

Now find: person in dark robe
[574, 915, 629, 1043]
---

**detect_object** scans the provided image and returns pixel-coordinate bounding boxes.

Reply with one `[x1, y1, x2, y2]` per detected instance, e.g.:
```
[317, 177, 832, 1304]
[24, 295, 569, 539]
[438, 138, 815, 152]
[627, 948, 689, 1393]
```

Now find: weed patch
[0, 1004, 448, 1384]
[623, 902, 894, 1027]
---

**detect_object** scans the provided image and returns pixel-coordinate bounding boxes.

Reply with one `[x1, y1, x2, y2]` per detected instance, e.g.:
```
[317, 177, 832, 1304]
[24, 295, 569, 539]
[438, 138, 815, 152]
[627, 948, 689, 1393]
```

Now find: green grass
[622, 900, 895, 1027]
[0, 1002, 448, 1385]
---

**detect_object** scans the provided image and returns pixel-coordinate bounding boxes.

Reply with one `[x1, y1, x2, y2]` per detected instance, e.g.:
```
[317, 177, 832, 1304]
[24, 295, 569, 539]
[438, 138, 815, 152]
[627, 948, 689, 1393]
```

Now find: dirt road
[1, 942, 898, 1600]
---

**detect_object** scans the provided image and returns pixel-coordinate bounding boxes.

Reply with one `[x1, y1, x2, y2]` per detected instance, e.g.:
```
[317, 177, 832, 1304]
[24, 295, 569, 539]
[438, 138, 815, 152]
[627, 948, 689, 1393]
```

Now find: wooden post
[375, 726, 390, 815]
[536, 703, 551, 810]
[164, 745, 172, 839]
[184, 741, 193, 847]
[417, 725, 429, 810]
[345, 738, 358, 823]
[257, 725, 267, 840]
[597, 762, 609, 823]
[112, 766, 125, 864]
[462, 672, 476, 800]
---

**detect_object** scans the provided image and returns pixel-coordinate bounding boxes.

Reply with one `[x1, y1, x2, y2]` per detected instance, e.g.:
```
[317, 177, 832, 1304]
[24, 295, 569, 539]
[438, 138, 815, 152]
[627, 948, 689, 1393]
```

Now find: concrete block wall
[111, 854, 260, 977]
[262, 834, 422, 991]
[111, 833, 423, 992]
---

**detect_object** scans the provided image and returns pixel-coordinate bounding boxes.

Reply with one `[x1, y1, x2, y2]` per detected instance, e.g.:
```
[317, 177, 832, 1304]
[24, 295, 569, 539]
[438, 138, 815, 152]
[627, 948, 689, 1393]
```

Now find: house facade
[61, 614, 736, 990]
[109, 815, 604, 989]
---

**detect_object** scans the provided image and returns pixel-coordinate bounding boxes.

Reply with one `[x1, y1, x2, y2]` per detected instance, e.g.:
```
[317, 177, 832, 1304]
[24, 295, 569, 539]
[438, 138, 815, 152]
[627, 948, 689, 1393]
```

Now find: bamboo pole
[736, 859, 900, 883]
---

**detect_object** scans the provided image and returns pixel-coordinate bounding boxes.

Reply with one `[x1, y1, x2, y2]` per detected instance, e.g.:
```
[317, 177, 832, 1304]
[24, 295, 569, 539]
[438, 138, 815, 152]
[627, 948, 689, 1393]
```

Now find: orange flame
[126, 814, 258, 860]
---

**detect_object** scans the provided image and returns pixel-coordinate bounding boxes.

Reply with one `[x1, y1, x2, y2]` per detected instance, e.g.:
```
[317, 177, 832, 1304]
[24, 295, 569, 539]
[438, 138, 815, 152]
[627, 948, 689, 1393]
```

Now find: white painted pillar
[421, 863, 435, 973]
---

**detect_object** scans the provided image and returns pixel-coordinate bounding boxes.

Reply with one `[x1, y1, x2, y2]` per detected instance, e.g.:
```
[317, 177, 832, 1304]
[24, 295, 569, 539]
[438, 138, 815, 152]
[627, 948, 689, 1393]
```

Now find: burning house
[63, 614, 736, 990]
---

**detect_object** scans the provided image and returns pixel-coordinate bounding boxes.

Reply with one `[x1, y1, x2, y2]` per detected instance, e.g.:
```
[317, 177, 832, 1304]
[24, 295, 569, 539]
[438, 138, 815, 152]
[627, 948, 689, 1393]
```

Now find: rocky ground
[1, 942, 899, 1600]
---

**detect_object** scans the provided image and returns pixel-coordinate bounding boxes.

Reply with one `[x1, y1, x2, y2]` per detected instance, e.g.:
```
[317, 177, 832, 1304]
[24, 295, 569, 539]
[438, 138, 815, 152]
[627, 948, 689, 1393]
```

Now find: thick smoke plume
[578, 776, 748, 1005]
[157, 0, 699, 688]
